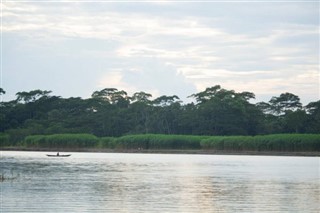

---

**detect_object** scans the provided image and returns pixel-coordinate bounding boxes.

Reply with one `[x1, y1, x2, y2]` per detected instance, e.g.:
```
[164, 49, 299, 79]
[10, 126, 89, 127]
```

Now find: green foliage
[24, 134, 99, 148]
[0, 133, 10, 147]
[6, 133, 319, 153]
[5, 128, 31, 146]
[116, 134, 208, 149]
[269, 93, 302, 115]
[98, 137, 116, 148]
[16, 90, 52, 103]
[200, 134, 320, 152]
[0, 86, 319, 138]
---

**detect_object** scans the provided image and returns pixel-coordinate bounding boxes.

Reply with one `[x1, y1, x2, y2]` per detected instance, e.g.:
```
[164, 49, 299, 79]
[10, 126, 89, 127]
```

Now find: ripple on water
[1, 152, 319, 213]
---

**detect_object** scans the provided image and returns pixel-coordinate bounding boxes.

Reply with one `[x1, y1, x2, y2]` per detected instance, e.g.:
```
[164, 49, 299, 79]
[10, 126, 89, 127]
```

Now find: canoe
[46, 154, 71, 157]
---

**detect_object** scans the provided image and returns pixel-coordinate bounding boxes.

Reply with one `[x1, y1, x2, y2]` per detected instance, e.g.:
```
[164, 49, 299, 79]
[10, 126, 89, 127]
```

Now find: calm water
[1, 151, 319, 213]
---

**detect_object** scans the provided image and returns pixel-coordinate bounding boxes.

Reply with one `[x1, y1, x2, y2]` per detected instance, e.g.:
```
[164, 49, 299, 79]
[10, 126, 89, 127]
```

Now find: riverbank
[1, 147, 319, 157]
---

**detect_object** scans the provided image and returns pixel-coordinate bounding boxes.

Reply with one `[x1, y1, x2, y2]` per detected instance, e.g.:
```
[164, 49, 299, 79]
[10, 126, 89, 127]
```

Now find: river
[1, 151, 319, 212]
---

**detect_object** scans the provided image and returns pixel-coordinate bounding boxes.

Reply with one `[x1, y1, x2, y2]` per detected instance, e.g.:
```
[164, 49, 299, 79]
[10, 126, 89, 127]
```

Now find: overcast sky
[1, 0, 319, 104]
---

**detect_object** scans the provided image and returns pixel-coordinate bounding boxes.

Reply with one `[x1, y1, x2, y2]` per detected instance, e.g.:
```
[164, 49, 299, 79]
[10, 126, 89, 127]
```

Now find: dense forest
[0, 85, 319, 145]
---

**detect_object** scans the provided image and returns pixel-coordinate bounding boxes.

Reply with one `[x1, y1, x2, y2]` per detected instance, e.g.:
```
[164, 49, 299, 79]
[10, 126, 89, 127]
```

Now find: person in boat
[57, 152, 59, 156]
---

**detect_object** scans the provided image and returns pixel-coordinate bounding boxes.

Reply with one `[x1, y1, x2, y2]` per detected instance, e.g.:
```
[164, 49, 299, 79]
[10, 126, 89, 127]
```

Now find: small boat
[46, 154, 71, 157]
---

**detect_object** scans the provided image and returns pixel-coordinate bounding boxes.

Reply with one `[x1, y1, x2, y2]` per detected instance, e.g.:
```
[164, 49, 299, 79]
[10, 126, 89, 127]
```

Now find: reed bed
[18, 133, 320, 152]
[0, 133, 10, 147]
[116, 134, 208, 149]
[200, 134, 320, 152]
[24, 134, 99, 148]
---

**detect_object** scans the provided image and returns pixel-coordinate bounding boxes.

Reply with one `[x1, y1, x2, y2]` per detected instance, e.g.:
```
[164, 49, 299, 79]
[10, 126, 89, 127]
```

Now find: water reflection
[1, 152, 319, 212]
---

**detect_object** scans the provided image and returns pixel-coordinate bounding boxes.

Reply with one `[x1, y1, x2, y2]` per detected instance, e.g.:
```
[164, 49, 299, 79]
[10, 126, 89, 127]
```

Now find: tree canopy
[0, 86, 319, 144]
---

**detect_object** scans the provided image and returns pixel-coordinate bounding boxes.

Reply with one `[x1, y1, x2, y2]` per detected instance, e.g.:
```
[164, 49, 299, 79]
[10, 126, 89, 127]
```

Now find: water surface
[1, 151, 319, 212]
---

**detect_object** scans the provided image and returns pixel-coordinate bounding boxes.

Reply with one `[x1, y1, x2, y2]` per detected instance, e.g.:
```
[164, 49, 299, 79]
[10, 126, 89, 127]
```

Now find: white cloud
[97, 71, 139, 95]
[97, 60, 196, 100]
[2, 2, 319, 104]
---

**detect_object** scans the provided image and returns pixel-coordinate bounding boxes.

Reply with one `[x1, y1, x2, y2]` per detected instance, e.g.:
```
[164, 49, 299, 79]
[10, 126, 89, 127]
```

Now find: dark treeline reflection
[0, 85, 319, 143]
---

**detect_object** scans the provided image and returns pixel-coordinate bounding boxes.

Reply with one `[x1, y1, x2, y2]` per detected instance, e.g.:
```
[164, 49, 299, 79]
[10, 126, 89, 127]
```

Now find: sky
[1, 0, 319, 104]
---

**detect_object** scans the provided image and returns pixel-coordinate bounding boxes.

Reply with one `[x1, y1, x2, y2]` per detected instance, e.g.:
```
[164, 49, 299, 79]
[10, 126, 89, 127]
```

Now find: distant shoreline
[1, 147, 319, 157]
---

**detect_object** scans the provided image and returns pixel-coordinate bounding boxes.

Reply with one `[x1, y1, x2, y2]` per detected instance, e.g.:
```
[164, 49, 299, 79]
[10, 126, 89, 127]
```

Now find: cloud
[98, 59, 196, 100]
[2, 1, 319, 104]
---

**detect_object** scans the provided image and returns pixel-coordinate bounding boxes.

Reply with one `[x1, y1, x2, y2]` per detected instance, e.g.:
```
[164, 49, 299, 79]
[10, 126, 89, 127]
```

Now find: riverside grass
[9, 133, 320, 152]
[23, 134, 99, 148]
[115, 134, 209, 149]
[0, 133, 10, 147]
[200, 134, 320, 152]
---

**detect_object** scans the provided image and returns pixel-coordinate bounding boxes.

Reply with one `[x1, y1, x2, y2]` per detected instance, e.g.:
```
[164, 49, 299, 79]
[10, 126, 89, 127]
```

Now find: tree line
[0, 85, 319, 144]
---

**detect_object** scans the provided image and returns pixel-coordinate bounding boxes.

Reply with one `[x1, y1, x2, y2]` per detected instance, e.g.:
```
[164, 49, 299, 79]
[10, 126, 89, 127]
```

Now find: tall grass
[98, 137, 116, 149]
[24, 134, 99, 148]
[16, 133, 320, 152]
[116, 134, 209, 149]
[200, 134, 320, 152]
[0, 133, 10, 147]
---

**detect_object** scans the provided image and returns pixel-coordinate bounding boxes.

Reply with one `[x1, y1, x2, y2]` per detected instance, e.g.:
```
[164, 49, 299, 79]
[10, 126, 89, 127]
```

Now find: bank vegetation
[1, 85, 319, 153]
[2, 133, 318, 153]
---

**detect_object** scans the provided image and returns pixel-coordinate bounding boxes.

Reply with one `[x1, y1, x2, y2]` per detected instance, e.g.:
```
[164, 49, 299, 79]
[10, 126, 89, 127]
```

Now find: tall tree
[153, 95, 181, 107]
[189, 85, 221, 104]
[191, 86, 260, 135]
[16, 90, 52, 103]
[269, 92, 302, 115]
[149, 95, 182, 134]
[92, 88, 129, 107]
[131, 91, 152, 104]
[129, 92, 153, 134]
[305, 100, 320, 133]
